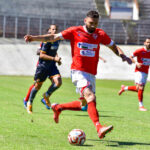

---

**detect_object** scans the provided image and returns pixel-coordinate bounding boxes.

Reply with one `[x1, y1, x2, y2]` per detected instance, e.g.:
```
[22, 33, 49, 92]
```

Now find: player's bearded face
[84, 17, 99, 33]
[144, 39, 150, 50]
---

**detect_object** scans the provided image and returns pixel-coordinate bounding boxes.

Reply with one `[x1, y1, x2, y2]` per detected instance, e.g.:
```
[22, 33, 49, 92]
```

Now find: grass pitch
[0, 76, 150, 150]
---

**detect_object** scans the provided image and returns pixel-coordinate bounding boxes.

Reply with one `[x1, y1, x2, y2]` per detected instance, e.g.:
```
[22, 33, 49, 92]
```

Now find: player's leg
[138, 84, 147, 111]
[81, 72, 113, 139]
[51, 96, 88, 122]
[118, 85, 138, 95]
[51, 70, 113, 139]
[41, 64, 62, 109]
[23, 84, 34, 108]
[52, 102, 84, 123]
[51, 70, 91, 122]
[83, 87, 113, 139]
[41, 75, 62, 109]
[27, 66, 47, 114]
[135, 71, 147, 111]
[27, 80, 43, 114]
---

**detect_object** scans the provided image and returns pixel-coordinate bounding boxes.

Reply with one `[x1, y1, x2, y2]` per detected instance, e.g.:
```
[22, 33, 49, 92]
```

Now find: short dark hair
[86, 10, 99, 19]
[49, 24, 58, 30]
[47, 24, 58, 32]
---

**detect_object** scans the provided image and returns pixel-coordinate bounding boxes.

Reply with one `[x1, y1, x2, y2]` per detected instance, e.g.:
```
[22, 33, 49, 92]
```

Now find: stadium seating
[139, 0, 150, 19]
[0, 0, 96, 20]
[0, 0, 150, 45]
[0, 0, 96, 38]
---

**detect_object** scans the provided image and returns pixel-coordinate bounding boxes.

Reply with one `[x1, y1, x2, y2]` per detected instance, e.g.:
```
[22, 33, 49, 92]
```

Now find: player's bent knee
[85, 94, 96, 103]
[35, 81, 43, 90]
[83, 88, 96, 103]
[55, 79, 62, 87]
[139, 86, 144, 90]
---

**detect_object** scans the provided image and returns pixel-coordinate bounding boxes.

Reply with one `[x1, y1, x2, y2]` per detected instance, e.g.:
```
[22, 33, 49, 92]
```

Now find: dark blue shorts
[34, 64, 60, 82]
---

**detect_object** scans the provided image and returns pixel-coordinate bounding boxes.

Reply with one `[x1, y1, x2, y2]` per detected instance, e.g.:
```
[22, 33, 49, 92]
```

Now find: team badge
[93, 34, 98, 39]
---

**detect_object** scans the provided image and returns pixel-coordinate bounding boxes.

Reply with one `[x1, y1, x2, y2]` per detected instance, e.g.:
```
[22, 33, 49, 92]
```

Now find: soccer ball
[68, 129, 86, 146]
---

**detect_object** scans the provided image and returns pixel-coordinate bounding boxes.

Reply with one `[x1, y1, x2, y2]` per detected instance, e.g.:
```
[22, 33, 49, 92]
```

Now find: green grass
[0, 76, 150, 150]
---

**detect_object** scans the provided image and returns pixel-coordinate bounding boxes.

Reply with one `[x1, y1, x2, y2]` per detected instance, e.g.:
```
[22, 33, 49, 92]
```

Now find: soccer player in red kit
[119, 38, 150, 111]
[24, 11, 132, 139]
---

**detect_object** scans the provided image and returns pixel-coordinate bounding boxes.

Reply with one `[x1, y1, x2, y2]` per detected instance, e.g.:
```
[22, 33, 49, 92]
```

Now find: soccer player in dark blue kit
[26, 24, 62, 114]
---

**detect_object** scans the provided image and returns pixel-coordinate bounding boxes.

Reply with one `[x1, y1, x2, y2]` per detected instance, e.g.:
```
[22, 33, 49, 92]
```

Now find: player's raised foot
[98, 125, 113, 139]
[51, 103, 61, 123]
[43, 93, 51, 107]
[23, 98, 27, 109]
[118, 85, 125, 95]
[139, 106, 147, 111]
[41, 98, 50, 110]
[27, 102, 32, 114]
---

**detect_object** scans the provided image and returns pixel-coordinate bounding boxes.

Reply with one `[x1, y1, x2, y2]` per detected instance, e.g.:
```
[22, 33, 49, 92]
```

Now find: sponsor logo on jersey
[77, 42, 98, 50]
[51, 46, 58, 50]
[80, 50, 95, 57]
[142, 58, 150, 65]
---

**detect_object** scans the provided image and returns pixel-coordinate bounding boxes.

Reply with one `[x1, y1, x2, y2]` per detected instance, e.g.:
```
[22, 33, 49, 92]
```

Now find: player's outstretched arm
[108, 43, 132, 64]
[24, 33, 62, 43]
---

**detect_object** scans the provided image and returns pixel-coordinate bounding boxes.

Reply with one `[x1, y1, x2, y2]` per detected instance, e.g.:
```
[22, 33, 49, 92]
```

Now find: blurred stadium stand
[0, 0, 96, 38]
[139, 0, 150, 19]
[0, 0, 150, 44]
[96, 0, 150, 44]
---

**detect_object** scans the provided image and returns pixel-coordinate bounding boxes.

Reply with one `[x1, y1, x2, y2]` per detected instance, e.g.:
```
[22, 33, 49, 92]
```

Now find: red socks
[24, 84, 34, 101]
[128, 86, 137, 92]
[87, 101, 102, 131]
[138, 89, 143, 102]
[58, 101, 82, 111]
[127, 86, 143, 102]
[57, 100, 102, 132]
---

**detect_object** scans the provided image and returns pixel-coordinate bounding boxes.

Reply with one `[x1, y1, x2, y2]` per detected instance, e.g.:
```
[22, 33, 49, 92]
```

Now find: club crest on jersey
[92, 34, 98, 39]
[51, 46, 59, 50]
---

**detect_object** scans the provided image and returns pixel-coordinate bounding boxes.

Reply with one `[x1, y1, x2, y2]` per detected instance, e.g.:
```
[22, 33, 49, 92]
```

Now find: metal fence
[0, 15, 83, 39]
[0, 15, 150, 45]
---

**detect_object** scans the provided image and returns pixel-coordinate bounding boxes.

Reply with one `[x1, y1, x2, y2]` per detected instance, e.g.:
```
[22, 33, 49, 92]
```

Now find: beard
[146, 45, 150, 50]
[85, 25, 95, 33]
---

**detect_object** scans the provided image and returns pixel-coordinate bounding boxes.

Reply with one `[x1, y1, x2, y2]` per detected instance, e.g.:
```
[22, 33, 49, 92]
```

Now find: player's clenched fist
[24, 35, 33, 42]
[54, 56, 62, 65]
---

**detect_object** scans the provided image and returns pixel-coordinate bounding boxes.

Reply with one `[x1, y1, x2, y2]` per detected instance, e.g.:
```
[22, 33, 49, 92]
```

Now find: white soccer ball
[68, 129, 86, 146]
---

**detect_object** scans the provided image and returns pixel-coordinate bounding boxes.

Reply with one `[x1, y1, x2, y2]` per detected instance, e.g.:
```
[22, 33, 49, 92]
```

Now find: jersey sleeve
[99, 30, 112, 46]
[39, 42, 43, 50]
[61, 26, 75, 40]
[41, 42, 50, 54]
[133, 49, 141, 57]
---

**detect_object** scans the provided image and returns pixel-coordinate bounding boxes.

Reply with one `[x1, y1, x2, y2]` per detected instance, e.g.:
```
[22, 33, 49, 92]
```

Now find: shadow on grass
[75, 144, 93, 147]
[75, 114, 123, 119]
[106, 140, 150, 147]
[88, 139, 150, 147]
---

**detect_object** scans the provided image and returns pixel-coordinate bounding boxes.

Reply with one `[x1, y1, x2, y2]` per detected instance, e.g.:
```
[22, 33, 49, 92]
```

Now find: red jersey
[61, 26, 111, 75]
[133, 48, 150, 74]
